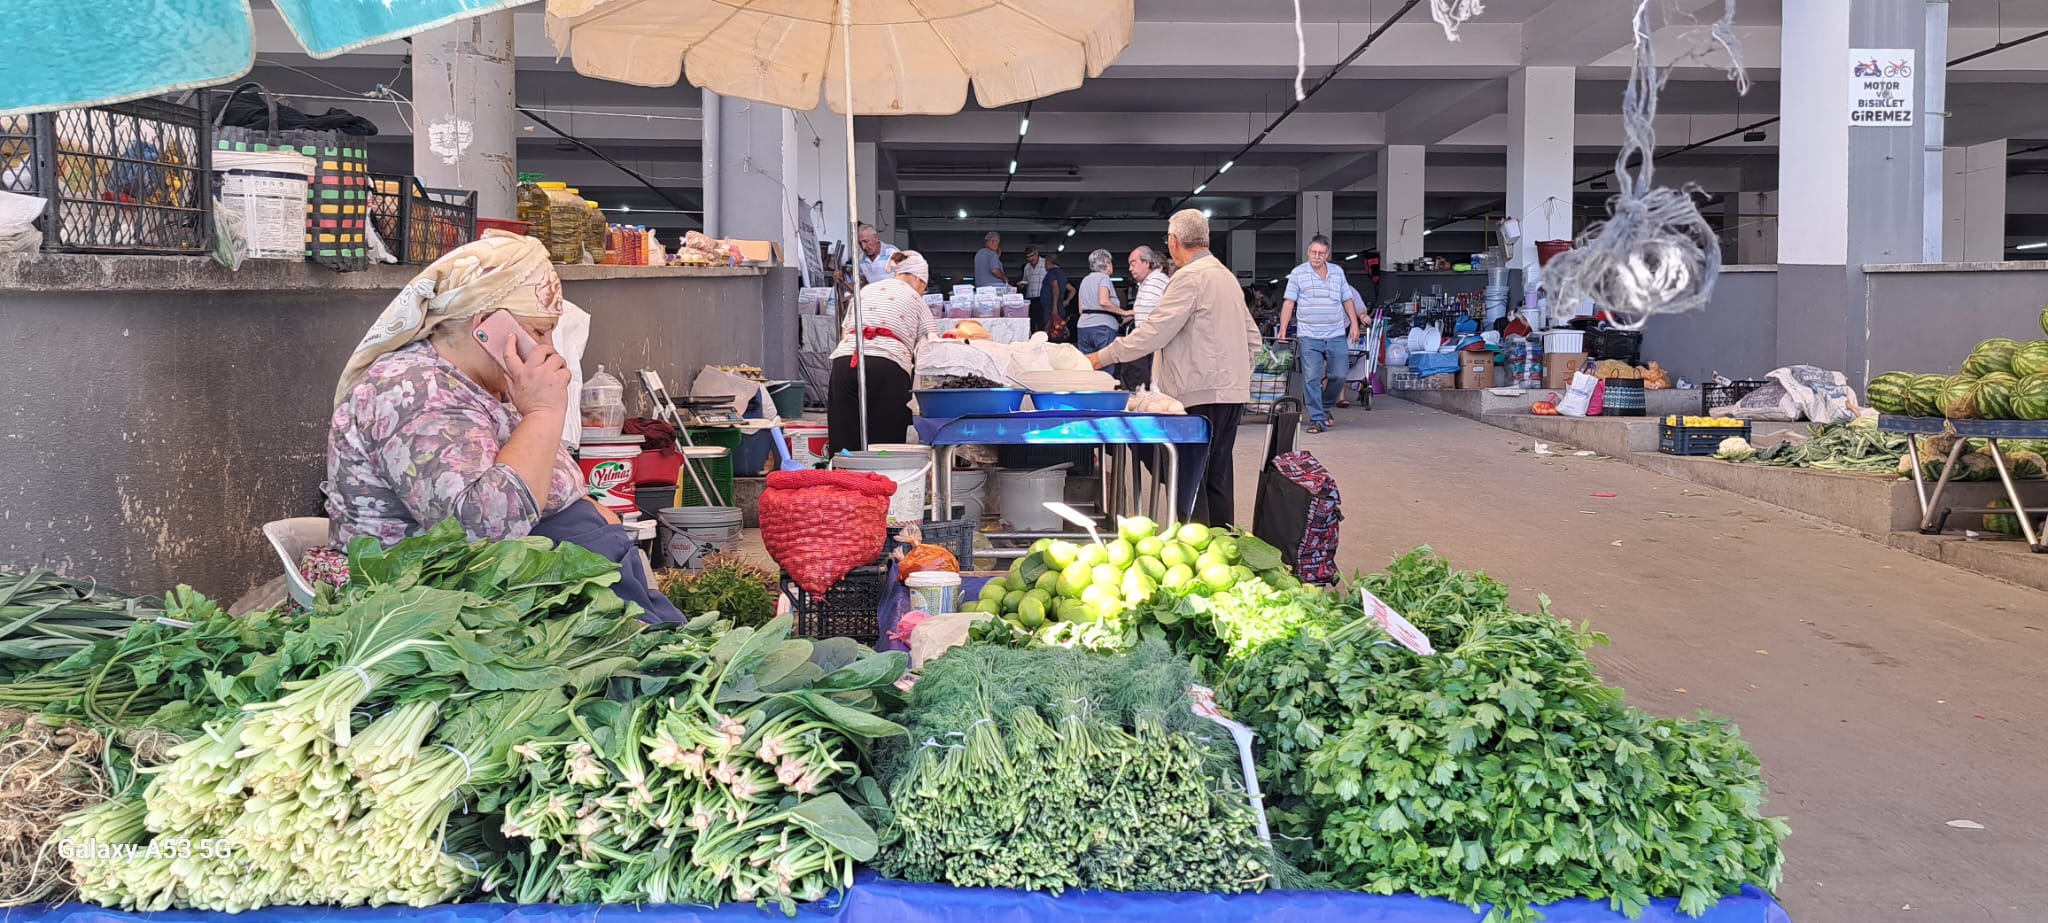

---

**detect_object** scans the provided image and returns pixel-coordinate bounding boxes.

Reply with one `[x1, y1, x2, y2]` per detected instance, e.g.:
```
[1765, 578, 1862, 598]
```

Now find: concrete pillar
[1297, 191, 1333, 258]
[1228, 229, 1258, 279]
[712, 95, 803, 269]
[412, 13, 517, 219]
[1376, 144, 1426, 263]
[1735, 192, 1778, 265]
[1775, 0, 1934, 383]
[1943, 139, 2007, 262]
[798, 105, 851, 255]
[1506, 66, 1576, 272]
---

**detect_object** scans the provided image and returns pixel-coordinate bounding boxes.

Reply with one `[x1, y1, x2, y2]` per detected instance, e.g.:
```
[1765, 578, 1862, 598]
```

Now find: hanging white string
[1543, 0, 1748, 331]
[1429, 0, 1487, 42]
[1292, 0, 1307, 101]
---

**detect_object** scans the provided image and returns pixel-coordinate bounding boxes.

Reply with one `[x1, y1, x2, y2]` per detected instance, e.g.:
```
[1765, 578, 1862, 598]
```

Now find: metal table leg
[935, 447, 956, 524]
[1919, 438, 1970, 533]
[1984, 439, 2047, 552]
[1162, 443, 1180, 525]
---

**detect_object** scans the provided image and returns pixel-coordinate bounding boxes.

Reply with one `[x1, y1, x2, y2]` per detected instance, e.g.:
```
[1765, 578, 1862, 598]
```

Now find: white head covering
[891, 250, 930, 283]
[334, 231, 562, 406]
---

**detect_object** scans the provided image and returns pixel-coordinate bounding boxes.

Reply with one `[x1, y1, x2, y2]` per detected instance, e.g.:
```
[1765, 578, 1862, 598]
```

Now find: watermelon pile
[1984, 499, 2022, 537]
[1872, 334, 2048, 421]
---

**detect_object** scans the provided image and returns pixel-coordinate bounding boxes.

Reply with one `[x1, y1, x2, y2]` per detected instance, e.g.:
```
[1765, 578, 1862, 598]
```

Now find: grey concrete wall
[0, 256, 786, 600]
[1864, 265, 2048, 377]
[1776, 264, 1865, 386]
[1637, 267, 1779, 383]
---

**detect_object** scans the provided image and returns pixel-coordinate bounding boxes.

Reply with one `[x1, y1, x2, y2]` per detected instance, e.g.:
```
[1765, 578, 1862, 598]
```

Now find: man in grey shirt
[974, 232, 1009, 288]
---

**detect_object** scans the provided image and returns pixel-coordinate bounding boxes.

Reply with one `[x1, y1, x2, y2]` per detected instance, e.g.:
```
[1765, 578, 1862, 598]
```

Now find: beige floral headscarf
[334, 230, 563, 406]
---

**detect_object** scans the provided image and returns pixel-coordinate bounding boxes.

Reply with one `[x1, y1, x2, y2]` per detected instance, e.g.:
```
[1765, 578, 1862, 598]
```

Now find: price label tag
[1359, 586, 1435, 655]
[1187, 685, 1270, 844]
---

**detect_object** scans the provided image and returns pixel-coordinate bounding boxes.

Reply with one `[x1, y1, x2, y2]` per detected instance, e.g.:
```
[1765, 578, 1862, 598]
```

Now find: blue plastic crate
[914, 388, 1027, 417]
[1029, 391, 1131, 412]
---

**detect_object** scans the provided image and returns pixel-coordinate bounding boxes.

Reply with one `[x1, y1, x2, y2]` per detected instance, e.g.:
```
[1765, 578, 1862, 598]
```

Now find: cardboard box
[1458, 355, 1495, 390]
[726, 239, 784, 264]
[1543, 352, 1588, 389]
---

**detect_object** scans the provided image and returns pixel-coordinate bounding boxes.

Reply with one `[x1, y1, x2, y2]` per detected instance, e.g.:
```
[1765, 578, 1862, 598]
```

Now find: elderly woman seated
[322, 230, 681, 621]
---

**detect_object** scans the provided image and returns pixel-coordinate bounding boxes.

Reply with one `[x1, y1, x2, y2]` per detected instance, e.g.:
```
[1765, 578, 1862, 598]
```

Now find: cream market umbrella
[546, 0, 1134, 448]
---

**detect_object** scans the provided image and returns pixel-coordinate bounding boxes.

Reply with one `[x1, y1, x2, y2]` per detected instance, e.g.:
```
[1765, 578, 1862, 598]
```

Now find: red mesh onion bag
[759, 470, 897, 595]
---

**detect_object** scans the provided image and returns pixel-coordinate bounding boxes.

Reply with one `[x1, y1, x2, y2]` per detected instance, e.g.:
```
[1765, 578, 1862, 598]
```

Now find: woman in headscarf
[828, 250, 938, 453]
[325, 230, 682, 621]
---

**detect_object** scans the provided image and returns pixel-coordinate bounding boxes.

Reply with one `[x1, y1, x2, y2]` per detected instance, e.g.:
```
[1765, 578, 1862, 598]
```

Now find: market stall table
[9, 876, 1793, 923]
[919, 411, 1210, 529]
[1882, 414, 2048, 551]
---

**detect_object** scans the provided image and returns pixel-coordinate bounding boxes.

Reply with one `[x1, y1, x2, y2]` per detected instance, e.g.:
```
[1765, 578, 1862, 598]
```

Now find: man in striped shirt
[1277, 235, 1361, 433]
[1116, 245, 1171, 389]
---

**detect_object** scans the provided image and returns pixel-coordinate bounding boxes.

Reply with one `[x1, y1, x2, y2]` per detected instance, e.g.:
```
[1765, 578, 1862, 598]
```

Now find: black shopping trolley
[1251, 397, 1342, 585]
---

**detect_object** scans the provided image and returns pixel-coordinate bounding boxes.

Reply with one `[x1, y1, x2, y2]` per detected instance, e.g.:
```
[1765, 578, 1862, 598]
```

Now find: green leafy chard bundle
[58, 522, 647, 912]
[878, 642, 1279, 895]
[483, 614, 909, 915]
[1216, 549, 1788, 922]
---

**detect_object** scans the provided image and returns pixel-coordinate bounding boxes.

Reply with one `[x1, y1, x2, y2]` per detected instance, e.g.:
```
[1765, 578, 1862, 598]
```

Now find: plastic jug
[581, 365, 625, 439]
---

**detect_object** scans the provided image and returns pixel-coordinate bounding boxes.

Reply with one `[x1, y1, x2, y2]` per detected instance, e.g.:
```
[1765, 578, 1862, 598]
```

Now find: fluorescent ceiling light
[2018, 241, 2048, 251]
[1008, 160, 1017, 174]
[1219, 161, 1234, 174]
[620, 205, 630, 212]
[1345, 253, 1357, 259]
[1422, 229, 1434, 236]
[1192, 184, 1207, 195]
[1202, 208, 1213, 218]
[956, 208, 968, 219]
[1018, 118, 1029, 136]
[1057, 244, 1066, 252]
[1066, 228, 1075, 237]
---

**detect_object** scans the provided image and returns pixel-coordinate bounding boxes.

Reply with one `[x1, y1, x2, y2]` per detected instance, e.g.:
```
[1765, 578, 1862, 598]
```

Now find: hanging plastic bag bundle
[1545, 0, 1749, 332]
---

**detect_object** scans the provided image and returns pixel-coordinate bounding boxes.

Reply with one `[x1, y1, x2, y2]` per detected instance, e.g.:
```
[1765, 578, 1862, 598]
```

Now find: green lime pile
[960, 517, 1300, 650]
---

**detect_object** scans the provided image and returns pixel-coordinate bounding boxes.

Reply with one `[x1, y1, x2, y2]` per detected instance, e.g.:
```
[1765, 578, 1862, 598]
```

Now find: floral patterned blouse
[326, 342, 581, 548]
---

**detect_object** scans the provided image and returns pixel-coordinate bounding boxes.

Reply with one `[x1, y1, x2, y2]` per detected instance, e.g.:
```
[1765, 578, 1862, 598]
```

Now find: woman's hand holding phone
[503, 337, 570, 417]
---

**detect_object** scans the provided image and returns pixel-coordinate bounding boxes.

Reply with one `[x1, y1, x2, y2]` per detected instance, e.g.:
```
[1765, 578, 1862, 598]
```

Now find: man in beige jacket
[1088, 209, 1261, 525]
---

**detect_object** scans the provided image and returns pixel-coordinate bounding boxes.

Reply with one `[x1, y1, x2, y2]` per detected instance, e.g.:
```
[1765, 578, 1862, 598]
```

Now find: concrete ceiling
[240, 0, 2048, 281]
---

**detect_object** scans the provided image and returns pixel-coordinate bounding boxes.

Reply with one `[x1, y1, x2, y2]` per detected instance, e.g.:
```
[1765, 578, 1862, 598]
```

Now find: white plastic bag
[1557, 370, 1600, 417]
[1720, 365, 1859, 423]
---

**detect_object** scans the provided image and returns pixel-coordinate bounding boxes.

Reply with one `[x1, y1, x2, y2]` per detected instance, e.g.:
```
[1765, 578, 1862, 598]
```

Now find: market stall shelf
[1883, 415, 2048, 551]
[921, 411, 1210, 533]
[5, 875, 1794, 923]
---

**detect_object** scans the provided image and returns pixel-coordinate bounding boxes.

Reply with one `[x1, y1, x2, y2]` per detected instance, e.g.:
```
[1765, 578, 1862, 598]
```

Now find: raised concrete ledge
[0, 253, 765, 293]
[1864, 259, 2048, 273]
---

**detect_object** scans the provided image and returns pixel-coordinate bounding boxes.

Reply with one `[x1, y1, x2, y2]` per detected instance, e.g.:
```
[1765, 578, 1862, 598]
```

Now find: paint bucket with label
[657, 506, 743, 571]
[576, 444, 642, 516]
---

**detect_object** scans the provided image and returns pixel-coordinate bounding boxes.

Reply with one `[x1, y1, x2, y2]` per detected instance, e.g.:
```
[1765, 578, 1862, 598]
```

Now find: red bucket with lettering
[577, 444, 642, 515]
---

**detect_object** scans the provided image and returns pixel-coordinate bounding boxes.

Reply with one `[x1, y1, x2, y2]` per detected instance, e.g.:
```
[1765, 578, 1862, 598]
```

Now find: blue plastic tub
[1029, 391, 1131, 413]
[913, 388, 1028, 417]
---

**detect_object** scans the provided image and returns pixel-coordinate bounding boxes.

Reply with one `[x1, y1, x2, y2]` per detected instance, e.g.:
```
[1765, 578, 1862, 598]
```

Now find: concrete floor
[1252, 398, 2048, 923]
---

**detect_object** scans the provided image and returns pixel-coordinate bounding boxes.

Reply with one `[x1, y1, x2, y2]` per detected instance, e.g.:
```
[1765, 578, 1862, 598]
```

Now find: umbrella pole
[841, 0, 868, 452]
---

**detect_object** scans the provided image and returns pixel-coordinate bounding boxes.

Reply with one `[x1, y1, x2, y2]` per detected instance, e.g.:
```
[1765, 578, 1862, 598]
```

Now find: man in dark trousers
[1085, 210, 1259, 526]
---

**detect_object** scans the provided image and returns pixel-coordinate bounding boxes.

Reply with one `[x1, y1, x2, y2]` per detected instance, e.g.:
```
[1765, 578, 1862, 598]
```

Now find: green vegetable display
[1746, 417, 1907, 473]
[0, 572, 161, 684]
[878, 643, 1280, 894]
[965, 517, 1308, 662]
[483, 613, 908, 914]
[58, 522, 647, 911]
[1215, 549, 1788, 923]
[659, 554, 779, 628]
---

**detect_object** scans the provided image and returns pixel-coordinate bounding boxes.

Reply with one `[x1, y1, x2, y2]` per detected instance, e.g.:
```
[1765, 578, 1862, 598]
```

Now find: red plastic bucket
[1535, 240, 1574, 266]
[576, 444, 642, 515]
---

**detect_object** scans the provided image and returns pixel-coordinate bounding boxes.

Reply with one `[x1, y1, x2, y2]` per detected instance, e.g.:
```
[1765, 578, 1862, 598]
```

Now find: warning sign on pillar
[1848, 49, 1915, 127]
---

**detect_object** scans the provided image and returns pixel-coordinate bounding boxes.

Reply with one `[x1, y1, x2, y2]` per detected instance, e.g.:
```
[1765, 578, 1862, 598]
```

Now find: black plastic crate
[889, 517, 976, 566]
[1659, 421, 1752, 456]
[1584, 328, 1643, 364]
[783, 565, 886, 645]
[369, 174, 476, 264]
[42, 99, 211, 254]
[1702, 379, 1767, 414]
[1, 115, 39, 196]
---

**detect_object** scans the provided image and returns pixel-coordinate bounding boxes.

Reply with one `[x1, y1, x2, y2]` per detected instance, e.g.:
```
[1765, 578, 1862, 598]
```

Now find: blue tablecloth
[10, 875, 1792, 923]
[915, 411, 1210, 447]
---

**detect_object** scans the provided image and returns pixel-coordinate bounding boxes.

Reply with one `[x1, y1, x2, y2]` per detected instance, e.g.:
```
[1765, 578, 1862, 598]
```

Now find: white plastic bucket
[996, 465, 1070, 531]
[657, 506, 742, 571]
[216, 150, 313, 260]
[784, 423, 829, 467]
[1543, 330, 1585, 354]
[576, 444, 643, 516]
[831, 449, 933, 525]
[951, 467, 990, 525]
[902, 570, 961, 614]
